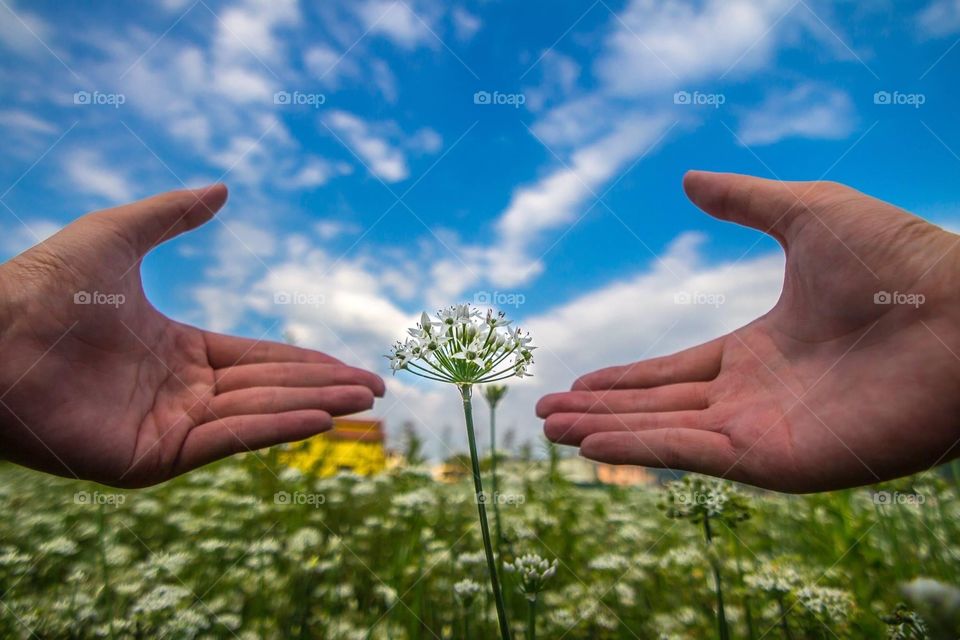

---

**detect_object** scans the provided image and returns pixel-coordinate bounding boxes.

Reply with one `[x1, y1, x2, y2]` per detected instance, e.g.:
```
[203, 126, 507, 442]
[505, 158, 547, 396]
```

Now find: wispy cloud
[63, 149, 134, 202]
[354, 0, 435, 49]
[737, 83, 855, 146]
[917, 0, 960, 37]
[323, 110, 411, 182]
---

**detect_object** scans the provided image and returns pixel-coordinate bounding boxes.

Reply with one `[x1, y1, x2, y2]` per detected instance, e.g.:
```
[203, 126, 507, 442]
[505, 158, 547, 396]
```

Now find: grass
[0, 451, 957, 639]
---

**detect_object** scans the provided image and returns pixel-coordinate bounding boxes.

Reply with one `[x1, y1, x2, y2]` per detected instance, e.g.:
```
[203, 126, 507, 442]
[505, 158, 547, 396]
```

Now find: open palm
[538, 171, 960, 492]
[0, 185, 384, 487]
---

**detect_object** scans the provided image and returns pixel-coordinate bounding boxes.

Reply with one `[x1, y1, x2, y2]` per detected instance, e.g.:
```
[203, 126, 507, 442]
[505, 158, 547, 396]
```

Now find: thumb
[683, 170, 810, 244]
[96, 184, 228, 256]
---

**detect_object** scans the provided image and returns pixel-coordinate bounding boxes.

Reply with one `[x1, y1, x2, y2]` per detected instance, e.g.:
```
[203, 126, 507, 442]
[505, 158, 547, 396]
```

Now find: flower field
[1, 450, 958, 639]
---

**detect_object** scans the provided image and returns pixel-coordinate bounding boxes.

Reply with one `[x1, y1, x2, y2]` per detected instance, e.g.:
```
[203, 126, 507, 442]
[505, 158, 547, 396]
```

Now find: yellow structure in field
[281, 419, 387, 477]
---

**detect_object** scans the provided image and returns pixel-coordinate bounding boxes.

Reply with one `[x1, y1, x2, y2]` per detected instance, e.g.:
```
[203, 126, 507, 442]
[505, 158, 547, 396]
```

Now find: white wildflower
[387, 304, 535, 384]
[453, 578, 483, 608]
[504, 553, 558, 602]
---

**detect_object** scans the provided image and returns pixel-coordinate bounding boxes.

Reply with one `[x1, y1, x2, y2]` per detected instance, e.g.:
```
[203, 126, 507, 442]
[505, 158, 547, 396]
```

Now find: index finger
[572, 337, 725, 391]
[203, 331, 345, 368]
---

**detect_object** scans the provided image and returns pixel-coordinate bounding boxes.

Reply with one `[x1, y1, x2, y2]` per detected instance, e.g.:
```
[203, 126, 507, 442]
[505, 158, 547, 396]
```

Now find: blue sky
[1, 0, 958, 456]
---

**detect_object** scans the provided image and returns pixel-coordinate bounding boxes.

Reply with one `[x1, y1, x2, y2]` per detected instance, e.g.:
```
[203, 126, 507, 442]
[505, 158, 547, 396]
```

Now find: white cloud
[488, 113, 674, 286]
[524, 51, 580, 112]
[452, 7, 482, 41]
[407, 127, 443, 154]
[305, 45, 399, 103]
[212, 65, 275, 103]
[213, 0, 300, 63]
[0, 109, 60, 159]
[0, 218, 61, 258]
[355, 0, 434, 49]
[280, 157, 353, 189]
[324, 110, 410, 182]
[917, 0, 960, 36]
[206, 219, 278, 285]
[160, 0, 194, 10]
[304, 44, 356, 85]
[595, 0, 795, 96]
[63, 150, 134, 202]
[370, 58, 399, 103]
[0, 2, 52, 57]
[0, 109, 56, 134]
[315, 219, 361, 240]
[737, 83, 856, 146]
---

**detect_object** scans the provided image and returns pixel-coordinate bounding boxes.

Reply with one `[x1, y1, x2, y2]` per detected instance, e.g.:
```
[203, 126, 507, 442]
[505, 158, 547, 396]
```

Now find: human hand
[538, 171, 960, 492]
[0, 185, 384, 487]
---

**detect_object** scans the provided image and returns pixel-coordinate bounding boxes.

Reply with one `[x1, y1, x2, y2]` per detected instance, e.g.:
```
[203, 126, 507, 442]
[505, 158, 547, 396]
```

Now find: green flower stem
[777, 596, 795, 640]
[461, 385, 512, 640]
[489, 400, 503, 552]
[703, 515, 730, 640]
[527, 598, 537, 640]
[97, 502, 116, 640]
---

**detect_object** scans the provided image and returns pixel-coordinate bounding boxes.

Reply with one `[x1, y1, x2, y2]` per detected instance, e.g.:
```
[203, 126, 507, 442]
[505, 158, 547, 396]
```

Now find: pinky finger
[579, 429, 739, 479]
[174, 410, 333, 475]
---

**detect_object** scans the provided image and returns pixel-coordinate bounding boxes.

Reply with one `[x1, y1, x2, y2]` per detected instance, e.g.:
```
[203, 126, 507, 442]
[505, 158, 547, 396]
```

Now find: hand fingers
[545, 410, 711, 446]
[537, 382, 708, 418]
[580, 429, 738, 478]
[215, 362, 385, 396]
[682, 170, 816, 243]
[204, 332, 344, 368]
[95, 184, 228, 256]
[204, 385, 375, 420]
[174, 409, 333, 474]
[572, 338, 724, 391]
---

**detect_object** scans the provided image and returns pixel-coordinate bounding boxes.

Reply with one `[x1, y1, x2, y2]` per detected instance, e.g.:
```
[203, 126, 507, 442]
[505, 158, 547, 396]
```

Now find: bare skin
[538, 171, 960, 493]
[0, 185, 385, 488]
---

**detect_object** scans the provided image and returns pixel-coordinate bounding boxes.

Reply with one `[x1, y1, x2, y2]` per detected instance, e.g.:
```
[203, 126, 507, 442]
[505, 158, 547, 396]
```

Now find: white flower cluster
[453, 578, 483, 607]
[745, 562, 804, 595]
[387, 305, 534, 384]
[662, 475, 750, 524]
[796, 585, 854, 622]
[504, 553, 558, 601]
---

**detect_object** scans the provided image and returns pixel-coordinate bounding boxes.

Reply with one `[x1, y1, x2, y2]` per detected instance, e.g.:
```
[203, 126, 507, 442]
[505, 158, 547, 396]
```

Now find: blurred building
[596, 463, 656, 486]
[281, 419, 387, 476]
[557, 457, 656, 486]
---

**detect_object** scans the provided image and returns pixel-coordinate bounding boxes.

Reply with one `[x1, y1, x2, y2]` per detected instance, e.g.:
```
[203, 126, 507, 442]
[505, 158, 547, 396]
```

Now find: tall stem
[703, 516, 730, 640]
[461, 385, 512, 640]
[97, 503, 116, 640]
[489, 401, 503, 551]
[527, 598, 537, 640]
[777, 597, 795, 640]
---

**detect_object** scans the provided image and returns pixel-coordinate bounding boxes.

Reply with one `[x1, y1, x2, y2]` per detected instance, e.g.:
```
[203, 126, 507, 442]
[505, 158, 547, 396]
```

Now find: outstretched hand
[0, 185, 384, 487]
[538, 171, 960, 492]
